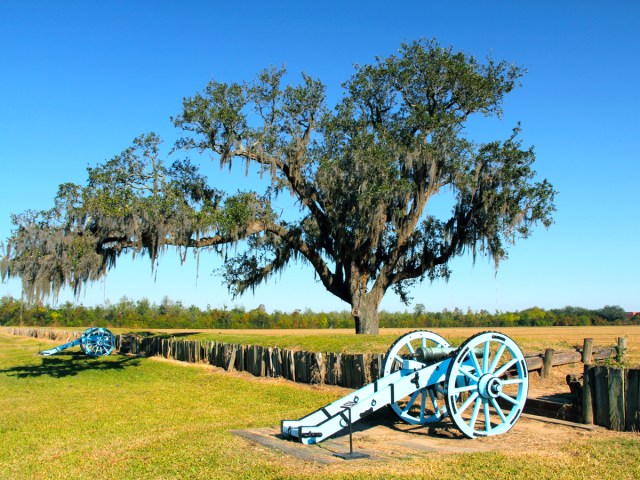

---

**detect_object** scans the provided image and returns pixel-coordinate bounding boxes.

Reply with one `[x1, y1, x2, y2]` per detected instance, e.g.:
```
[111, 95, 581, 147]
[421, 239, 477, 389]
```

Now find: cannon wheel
[382, 330, 450, 425]
[445, 331, 528, 438]
[80, 328, 116, 357]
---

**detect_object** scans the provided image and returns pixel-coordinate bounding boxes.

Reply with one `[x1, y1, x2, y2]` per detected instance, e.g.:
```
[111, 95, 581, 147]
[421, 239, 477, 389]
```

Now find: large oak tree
[1, 39, 555, 334]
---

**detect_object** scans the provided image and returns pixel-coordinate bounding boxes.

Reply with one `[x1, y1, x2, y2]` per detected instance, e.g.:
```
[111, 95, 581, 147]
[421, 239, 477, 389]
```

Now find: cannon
[38, 327, 116, 357]
[282, 331, 528, 443]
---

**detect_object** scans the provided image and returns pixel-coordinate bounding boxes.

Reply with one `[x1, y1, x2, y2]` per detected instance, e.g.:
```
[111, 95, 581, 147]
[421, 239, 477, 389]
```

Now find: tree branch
[266, 224, 348, 302]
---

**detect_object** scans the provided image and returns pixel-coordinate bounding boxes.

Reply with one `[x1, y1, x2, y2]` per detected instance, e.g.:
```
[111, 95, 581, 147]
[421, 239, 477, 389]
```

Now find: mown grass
[134, 328, 572, 353]
[1, 333, 639, 479]
[0, 334, 337, 479]
[144, 331, 413, 355]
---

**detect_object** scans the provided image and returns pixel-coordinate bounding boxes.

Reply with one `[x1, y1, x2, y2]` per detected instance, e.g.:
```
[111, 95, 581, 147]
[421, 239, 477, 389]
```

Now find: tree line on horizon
[0, 295, 635, 330]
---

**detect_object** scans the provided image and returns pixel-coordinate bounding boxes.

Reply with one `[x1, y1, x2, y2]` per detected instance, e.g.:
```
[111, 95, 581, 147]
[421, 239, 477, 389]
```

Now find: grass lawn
[1, 333, 639, 479]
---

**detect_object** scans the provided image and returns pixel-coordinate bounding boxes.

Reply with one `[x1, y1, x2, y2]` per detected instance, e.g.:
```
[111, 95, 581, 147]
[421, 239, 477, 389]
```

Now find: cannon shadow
[320, 408, 467, 442]
[0, 352, 141, 379]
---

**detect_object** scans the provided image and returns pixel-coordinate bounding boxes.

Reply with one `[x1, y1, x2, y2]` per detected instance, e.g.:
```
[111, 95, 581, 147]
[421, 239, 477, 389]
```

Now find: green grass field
[1, 333, 639, 479]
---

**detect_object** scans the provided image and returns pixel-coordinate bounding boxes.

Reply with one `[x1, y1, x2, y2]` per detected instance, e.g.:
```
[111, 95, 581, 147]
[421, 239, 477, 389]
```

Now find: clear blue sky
[1, 1, 638, 313]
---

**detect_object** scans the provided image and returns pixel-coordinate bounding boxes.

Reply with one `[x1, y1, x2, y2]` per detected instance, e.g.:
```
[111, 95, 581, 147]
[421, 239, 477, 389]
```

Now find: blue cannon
[38, 327, 116, 357]
[282, 331, 528, 444]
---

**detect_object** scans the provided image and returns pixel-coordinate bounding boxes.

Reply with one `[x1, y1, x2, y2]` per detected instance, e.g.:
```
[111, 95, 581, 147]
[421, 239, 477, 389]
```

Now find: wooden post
[259, 346, 266, 377]
[343, 355, 352, 388]
[204, 341, 210, 363]
[608, 367, 626, 431]
[216, 342, 224, 367]
[326, 353, 336, 385]
[593, 366, 610, 428]
[617, 337, 627, 364]
[265, 347, 273, 377]
[288, 350, 296, 381]
[282, 350, 290, 380]
[582, 338, 593, 364]
[582, 364, 594, 424]
[542, 348, 555, 379]
[369, 354, 379, 382]
[225, 345, 236, 372]
[327, 353, 334, 384]
[625, 368, 640, 432]
[237, 345, 245, 371]
[252, 346, 258, 376]
[253, 346, 259, 374]
[355, 354, 366, 388]
[273, 348, 282, 377]
[294, 351, 306, 383]
[310, 352, 324, 384]
[249, 346, 256, 375]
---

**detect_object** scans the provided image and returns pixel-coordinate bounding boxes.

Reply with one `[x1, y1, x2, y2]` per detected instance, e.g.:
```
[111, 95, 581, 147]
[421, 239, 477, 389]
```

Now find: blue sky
[1, 1, 638, 313]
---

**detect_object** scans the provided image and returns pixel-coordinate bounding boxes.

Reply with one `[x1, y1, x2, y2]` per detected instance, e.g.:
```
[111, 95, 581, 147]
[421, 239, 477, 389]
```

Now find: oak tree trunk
[351, 289, 382, 335]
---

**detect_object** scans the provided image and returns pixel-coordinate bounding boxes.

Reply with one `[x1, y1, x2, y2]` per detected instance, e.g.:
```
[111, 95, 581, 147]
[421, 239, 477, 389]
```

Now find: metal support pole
[347, 404, 353, 454]
[333, 401, 370, 460]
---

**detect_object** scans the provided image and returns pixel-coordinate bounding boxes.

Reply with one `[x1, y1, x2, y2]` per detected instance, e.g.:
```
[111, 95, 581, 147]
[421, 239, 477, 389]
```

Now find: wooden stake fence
[582, 365, 640, 432]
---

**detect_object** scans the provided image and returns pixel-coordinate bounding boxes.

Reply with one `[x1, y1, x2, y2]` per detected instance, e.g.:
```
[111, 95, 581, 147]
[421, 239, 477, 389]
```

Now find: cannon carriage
[282, 330, 528, 443]
[38, 327, 116, 357]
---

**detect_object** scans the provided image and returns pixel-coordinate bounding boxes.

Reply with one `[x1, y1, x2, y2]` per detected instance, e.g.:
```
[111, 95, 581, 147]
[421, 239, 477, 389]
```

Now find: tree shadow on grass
[0, 352, 141, 379]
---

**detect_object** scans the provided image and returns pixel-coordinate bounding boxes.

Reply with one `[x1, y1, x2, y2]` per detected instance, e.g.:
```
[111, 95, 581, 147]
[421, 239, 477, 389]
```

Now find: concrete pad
[232, 412, 608, 464]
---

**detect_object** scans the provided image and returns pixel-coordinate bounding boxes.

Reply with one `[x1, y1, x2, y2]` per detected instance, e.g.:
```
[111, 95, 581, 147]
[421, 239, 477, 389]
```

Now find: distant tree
[413, 303, 426, 318]
[0, 296, 21, 326]
[519, 306, 547, 326]
[0, 39, 555, 334]
[597, 305, 627, 323]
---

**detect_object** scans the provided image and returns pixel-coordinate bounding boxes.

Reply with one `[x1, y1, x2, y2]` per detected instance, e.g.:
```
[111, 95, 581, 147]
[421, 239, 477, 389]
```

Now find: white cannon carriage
[282, 331, 528, 444]
[38, 327, 116, 357]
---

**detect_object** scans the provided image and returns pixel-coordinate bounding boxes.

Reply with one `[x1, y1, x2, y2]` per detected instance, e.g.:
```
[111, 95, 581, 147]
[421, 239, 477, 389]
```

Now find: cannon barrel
[413, 346, 483, 362]
[39, 338, 83, 356]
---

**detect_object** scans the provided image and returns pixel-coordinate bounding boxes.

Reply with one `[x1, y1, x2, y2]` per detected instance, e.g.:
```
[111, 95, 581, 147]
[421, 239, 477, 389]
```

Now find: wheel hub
[478, 374, 503, 399]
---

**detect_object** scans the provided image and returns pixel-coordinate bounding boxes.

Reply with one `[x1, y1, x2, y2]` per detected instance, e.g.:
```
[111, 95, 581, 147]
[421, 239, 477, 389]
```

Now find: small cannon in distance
[282, 330, 528, 443]
[38, 327, 116, 357]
